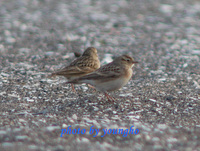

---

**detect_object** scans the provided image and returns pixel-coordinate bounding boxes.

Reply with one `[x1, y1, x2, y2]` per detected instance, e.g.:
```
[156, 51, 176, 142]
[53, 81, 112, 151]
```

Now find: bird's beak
[132, 61, 139, 64]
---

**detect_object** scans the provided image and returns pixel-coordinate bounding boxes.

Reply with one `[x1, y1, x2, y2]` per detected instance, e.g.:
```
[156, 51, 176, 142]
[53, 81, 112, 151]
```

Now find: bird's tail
[66, 78, 80, 84]
[47, 73, 57, 78]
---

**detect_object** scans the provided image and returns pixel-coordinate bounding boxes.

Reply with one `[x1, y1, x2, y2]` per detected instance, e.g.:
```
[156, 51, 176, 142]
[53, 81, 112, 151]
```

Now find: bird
[67, 54, 138, 101]
[49, 47, 100, 92]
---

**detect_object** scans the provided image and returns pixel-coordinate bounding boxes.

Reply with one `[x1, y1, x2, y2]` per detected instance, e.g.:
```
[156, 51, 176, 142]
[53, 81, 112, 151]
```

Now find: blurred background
[0, 0, 200, 150]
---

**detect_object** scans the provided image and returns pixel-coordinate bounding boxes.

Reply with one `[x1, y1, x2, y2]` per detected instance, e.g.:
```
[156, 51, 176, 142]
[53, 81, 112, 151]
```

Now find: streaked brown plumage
[68, 55, 138, 101]
[49, 47, 100, 92]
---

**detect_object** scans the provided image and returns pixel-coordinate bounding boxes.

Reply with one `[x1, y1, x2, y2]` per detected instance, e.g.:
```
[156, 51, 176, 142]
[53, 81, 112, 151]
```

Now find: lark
[49, 47, 100, 92]
[68, 55, 138, 101]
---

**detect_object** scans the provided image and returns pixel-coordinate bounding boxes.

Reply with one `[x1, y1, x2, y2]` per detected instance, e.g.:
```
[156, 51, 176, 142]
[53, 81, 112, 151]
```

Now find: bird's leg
[71, 84, 76, 93]
[87, 84, 96, 92]
[104, 92, 116, 102]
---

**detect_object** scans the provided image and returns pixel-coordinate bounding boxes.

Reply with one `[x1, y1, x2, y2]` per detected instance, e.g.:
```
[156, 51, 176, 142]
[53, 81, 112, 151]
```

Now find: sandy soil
[0, 0, 200, 150]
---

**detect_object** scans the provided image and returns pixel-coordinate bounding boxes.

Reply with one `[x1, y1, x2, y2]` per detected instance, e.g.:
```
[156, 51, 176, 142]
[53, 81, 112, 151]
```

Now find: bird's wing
[76, 64, 122, 82]
[53, 66, 94, 76]
[52, 57, 98, 77]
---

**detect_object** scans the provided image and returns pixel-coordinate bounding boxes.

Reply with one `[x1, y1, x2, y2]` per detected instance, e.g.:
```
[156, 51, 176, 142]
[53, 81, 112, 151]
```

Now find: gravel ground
[0, 0, 200, 150]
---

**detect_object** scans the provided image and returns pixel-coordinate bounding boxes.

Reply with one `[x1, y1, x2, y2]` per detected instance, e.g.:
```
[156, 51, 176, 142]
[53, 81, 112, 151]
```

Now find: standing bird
[49, 47, 100, 92]
[67, 55, 138, 101]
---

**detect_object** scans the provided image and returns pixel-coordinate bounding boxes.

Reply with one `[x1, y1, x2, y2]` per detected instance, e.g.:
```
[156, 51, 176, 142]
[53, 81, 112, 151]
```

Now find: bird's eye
[127, 59, 130, 62]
